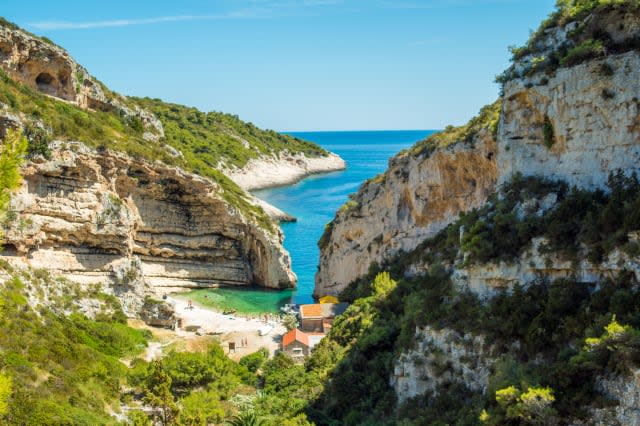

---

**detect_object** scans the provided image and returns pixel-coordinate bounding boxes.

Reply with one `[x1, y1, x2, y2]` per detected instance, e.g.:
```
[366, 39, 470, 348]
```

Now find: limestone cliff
[316, 3, 640, 297]
[0, 24, 164, 141]
[497, 6, 640, 189]
[0, 19, 355, 317]
[315, 106, 498, 297]
[2, 141, 295, 316]
[316, 4, 640, 424]
[226, 151, 346, 191]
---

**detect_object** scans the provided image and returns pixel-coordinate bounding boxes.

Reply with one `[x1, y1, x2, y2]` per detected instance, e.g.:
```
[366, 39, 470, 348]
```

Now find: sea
[182, 130, 436, 313]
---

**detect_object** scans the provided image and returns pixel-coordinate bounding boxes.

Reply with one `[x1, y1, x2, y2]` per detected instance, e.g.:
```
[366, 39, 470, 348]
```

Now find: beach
[141, 296, 286, 361]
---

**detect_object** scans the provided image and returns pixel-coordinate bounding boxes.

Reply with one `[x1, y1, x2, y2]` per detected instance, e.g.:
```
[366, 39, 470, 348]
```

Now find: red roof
[282, 328, 309, 347]
[300, 304, 323, 318]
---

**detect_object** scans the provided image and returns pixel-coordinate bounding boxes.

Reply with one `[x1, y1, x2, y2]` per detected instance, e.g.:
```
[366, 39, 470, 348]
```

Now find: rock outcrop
[499, 53, 640, 190]
[0, 24, 163, 141]
[2, 142, 296, 316]
[391, 326, 495, 403]
[226, 151, 346, 191]
[316, 5, 640, 297]
[315, 5, 640, 423]
[315, 127, 497, 296]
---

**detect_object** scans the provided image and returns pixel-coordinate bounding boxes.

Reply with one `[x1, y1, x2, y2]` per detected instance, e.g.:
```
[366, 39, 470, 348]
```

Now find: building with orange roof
[281, 328, 310, 359]
[299, 303, 348, 333]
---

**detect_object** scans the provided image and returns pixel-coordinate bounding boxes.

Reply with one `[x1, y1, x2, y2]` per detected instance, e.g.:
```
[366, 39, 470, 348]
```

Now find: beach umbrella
[319, 295, 339, 304]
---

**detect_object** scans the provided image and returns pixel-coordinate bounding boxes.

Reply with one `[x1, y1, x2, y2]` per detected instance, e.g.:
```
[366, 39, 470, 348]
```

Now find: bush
[561, 39, 606, 67]
[23, 124, 51, 159]
[240, 348, 269, 373]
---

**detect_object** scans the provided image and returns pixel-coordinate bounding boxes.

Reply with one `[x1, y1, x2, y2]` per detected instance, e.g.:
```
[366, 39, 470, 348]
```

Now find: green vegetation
[543, 115, 555, 148]
[133, 97, 327, 170]
[128, 345, 255, 425]
[0, 129, 27, 225]
[496, 0, 640, 84]
[560, 39, 606, 67]
[0, 265, 149, 425]
[404, 100, 501, 157]
[0, 67, 276, 229]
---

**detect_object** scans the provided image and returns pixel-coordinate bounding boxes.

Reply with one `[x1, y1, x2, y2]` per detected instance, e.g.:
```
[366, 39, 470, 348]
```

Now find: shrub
[560, 39, 606, 67]
[23, 124, 51, 159]
[543, 116, 555, 149]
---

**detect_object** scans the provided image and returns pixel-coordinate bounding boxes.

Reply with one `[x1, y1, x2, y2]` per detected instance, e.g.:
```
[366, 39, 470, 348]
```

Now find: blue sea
[183, 130, 436, 312]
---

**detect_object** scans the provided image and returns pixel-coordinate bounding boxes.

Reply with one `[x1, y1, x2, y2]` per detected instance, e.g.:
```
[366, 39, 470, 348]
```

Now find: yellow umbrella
[319, 295, 339, 304]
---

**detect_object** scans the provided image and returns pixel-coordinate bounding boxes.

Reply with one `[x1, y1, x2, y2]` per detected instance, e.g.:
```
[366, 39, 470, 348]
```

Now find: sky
[3, 0, 556, 131]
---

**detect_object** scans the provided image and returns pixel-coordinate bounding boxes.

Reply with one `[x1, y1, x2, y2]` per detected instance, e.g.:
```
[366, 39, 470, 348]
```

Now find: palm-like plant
[226, 411, 267, 426]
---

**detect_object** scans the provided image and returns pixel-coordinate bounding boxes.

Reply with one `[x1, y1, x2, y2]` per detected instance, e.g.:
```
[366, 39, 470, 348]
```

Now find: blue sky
[3, 0, 556, 131]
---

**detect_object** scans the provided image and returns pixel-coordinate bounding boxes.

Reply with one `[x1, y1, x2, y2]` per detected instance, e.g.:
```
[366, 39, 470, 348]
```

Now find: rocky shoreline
[226, 152, 346, 191]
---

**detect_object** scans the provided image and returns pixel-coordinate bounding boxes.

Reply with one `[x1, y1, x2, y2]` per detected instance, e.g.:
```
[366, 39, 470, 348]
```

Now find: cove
[183, 130, 436, 313]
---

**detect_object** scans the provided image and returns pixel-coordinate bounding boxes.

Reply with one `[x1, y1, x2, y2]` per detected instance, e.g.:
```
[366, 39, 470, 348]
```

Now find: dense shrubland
[133, 97, 327, 171]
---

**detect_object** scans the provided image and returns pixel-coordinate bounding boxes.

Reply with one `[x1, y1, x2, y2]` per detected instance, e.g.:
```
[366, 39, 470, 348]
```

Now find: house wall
[283, 341, 309, 357]
[301, 318, 323, 332]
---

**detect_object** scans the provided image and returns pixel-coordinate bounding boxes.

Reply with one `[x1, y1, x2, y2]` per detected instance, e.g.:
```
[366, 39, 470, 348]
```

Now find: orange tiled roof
[282, 328, 309, 347]
[300, 304, 323, 318]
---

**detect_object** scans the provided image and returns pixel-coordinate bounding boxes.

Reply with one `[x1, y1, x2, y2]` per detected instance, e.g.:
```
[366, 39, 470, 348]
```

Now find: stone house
[281, 328, 310, 359]
[299, 303, 348, 333]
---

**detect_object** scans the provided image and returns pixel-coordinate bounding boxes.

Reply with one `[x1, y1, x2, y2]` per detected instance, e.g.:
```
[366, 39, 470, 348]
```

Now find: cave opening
[35, 72, 56, 94]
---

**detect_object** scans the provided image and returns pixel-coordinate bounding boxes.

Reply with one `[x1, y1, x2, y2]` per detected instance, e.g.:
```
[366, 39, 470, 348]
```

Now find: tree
[372, 272, 397, 299]
[144, 361, 180, 426]
[282, 315, 298, 331]
[495, 385, 557, 425]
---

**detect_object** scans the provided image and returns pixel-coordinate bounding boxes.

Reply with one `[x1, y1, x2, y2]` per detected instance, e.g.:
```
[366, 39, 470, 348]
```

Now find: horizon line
[280, 128, 440, 133]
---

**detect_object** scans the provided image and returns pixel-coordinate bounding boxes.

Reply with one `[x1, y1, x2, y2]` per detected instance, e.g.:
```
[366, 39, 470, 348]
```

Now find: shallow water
[183, 130, 436, 313]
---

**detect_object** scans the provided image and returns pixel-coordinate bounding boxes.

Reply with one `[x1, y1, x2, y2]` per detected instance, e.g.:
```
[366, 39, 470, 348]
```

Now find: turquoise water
[182, 130, 436, 312]
[255, 130, 437, 305]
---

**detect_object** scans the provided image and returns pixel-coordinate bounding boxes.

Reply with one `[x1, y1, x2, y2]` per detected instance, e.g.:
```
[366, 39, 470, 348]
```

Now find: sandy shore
[226, 152, 346, 191]
[166, 297, 286, 361]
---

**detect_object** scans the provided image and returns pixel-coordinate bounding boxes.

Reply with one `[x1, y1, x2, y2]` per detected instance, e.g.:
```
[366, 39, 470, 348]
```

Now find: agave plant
[226, 411, 267, 426]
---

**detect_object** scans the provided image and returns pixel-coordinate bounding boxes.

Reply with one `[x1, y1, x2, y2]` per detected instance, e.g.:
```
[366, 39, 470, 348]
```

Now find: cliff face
[226, 152, 346, 191]
[314, 5, 640, 424]
[499, 53, 640, 189]
[2, 141, 296, 316]
[316, 5, 640, 297]
[0, 25, 164, 141]
[315, 119, 497, 296]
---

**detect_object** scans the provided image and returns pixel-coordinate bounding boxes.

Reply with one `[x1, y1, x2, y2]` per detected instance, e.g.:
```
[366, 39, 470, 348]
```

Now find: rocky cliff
[315, 103, 499, 296]
[314, 3, 640, 424]
[0, 23, 164, 141]
[316, 2, 640, 297]
[2, 141, 296, 316]
[0, 20, 351, 317]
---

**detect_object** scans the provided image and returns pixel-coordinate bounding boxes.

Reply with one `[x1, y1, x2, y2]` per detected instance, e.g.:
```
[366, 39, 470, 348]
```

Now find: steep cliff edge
[2, 142, 295, 316]
[315, 102, 499, 296]
[317, 1, 640, 297]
